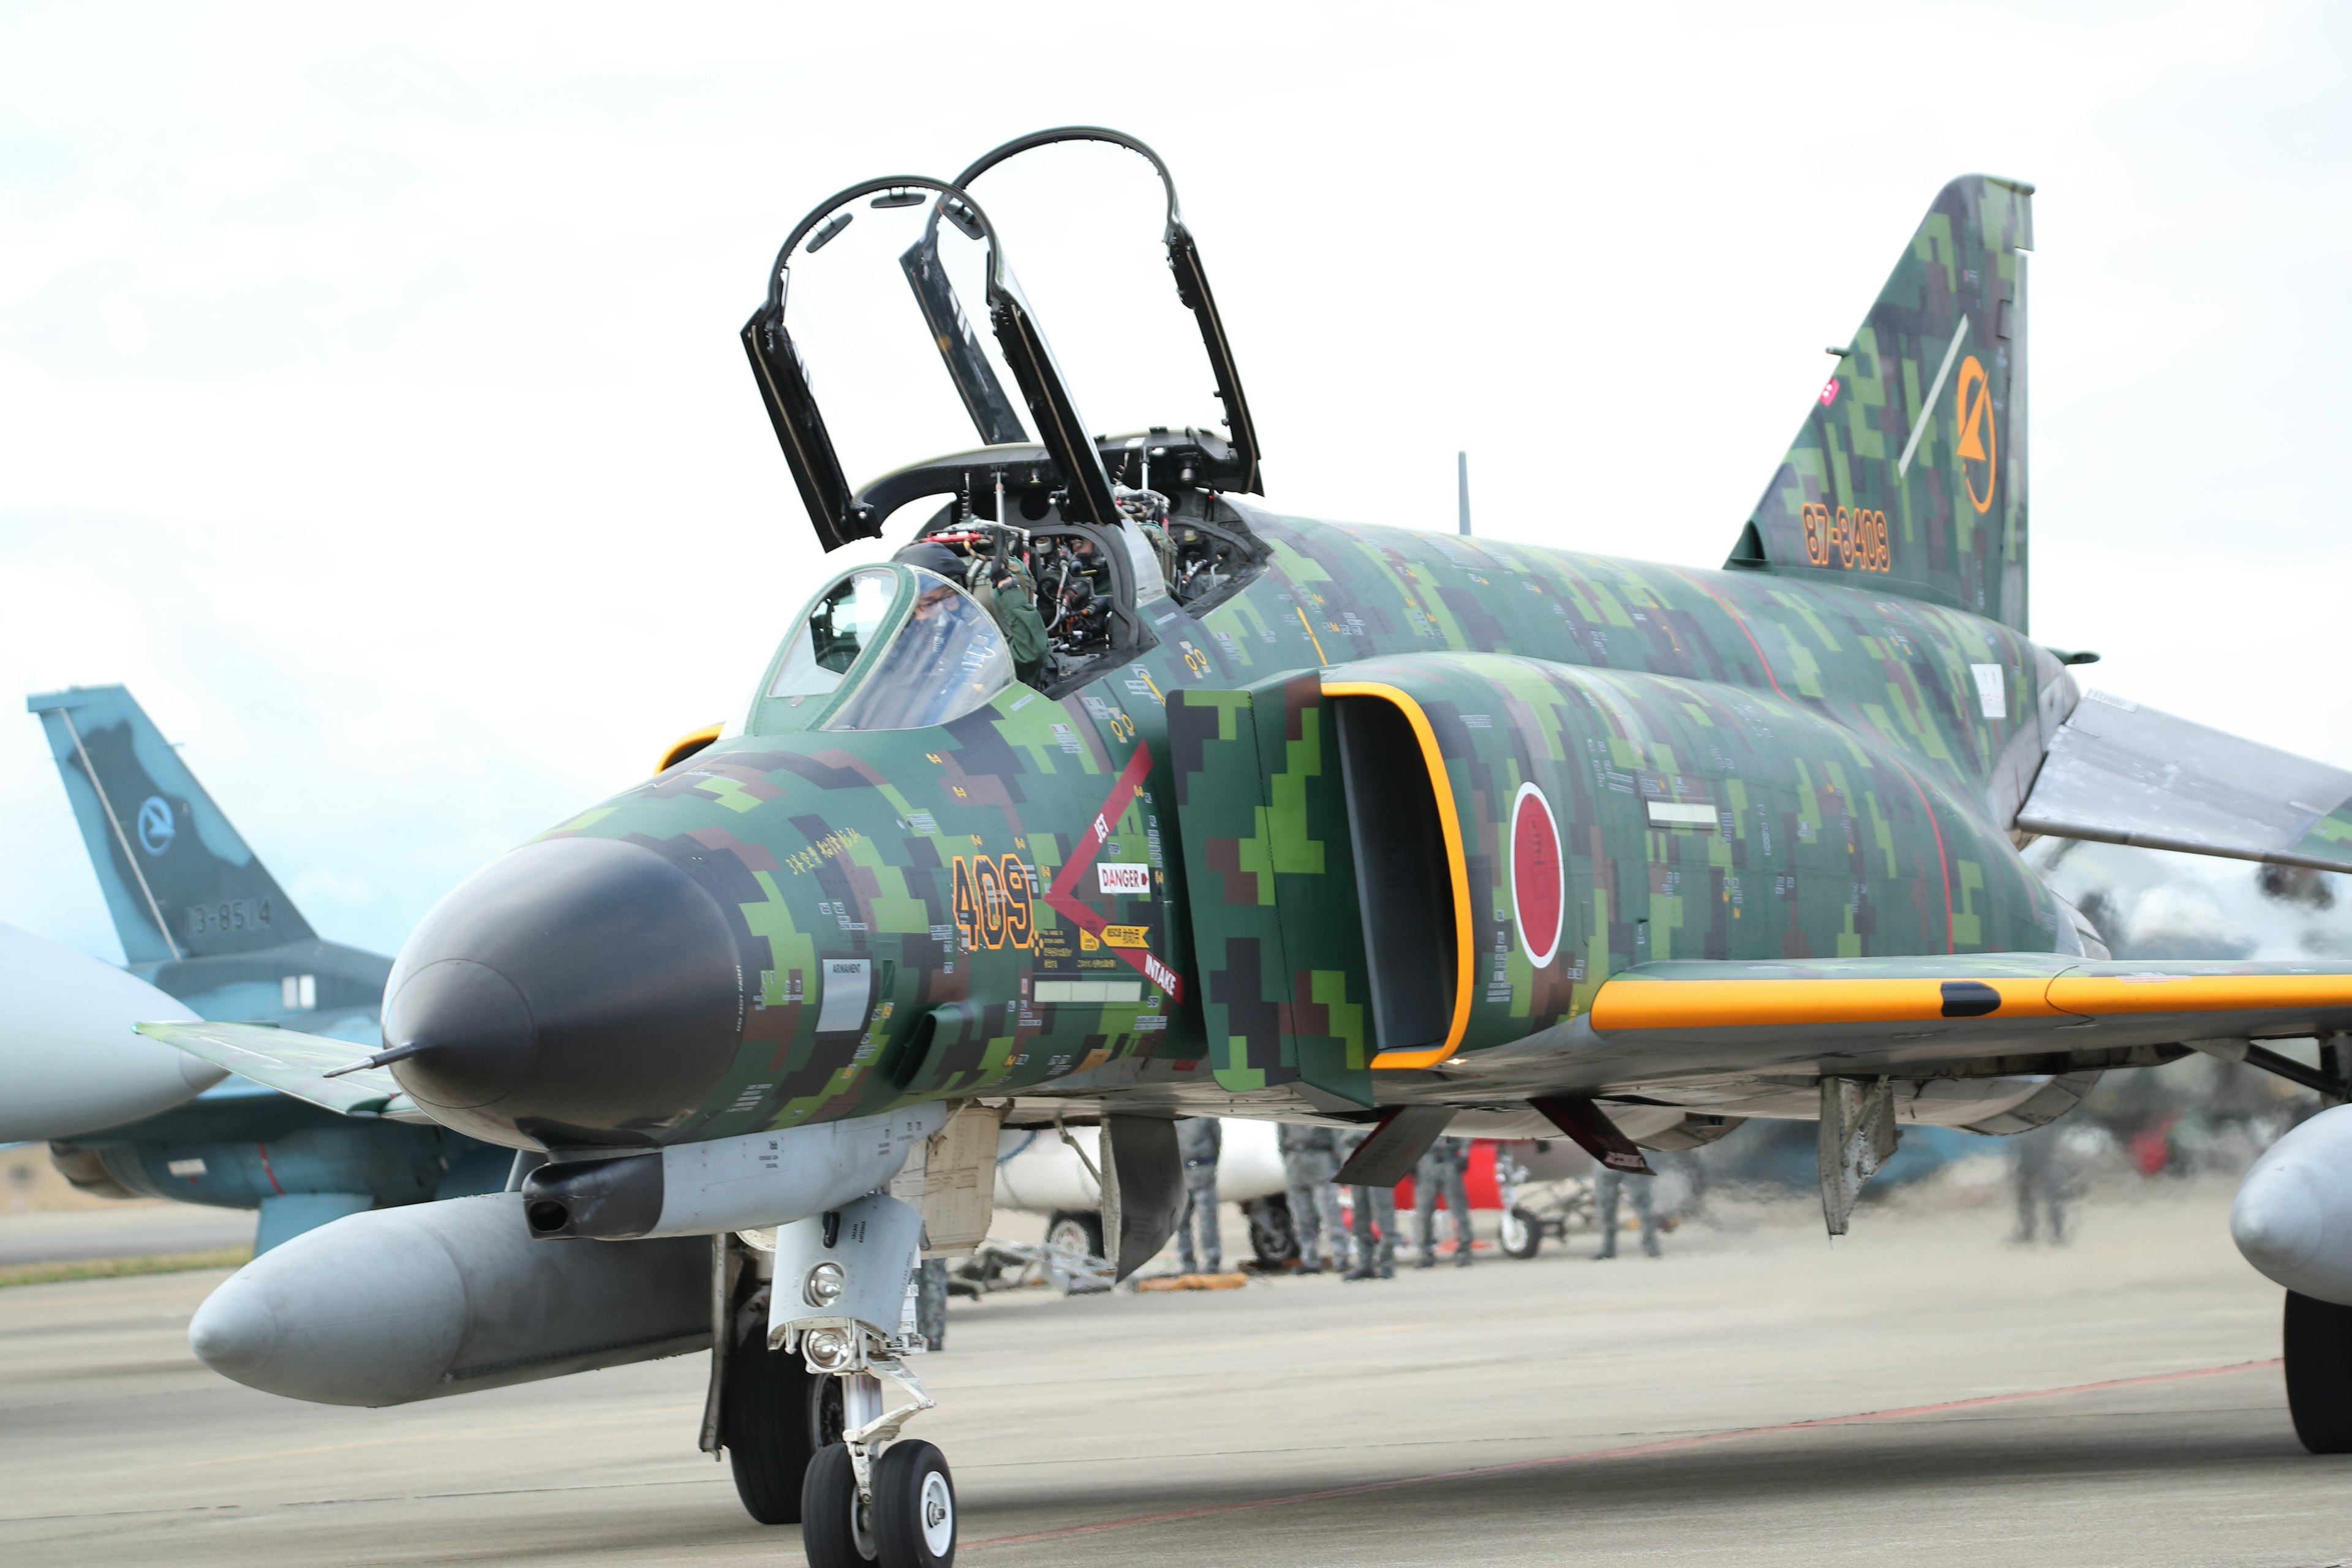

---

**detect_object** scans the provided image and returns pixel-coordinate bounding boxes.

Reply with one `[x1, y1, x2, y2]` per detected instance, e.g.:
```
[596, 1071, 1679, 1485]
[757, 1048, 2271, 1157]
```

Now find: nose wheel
[766, 1196, 957, 1566]
[801, 1436, 957, 1567]
[873, 1440, 956, 1567]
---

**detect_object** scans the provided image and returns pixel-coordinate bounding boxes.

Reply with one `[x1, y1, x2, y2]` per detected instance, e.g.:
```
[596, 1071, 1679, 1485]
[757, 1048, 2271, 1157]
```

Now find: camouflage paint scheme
[534, 492, 2078, 1144]
[393, 172, 2351, 1150]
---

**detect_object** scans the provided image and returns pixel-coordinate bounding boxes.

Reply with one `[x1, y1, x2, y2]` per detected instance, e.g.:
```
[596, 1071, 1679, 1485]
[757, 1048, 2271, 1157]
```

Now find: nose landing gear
[767, 1193, 959, 1568]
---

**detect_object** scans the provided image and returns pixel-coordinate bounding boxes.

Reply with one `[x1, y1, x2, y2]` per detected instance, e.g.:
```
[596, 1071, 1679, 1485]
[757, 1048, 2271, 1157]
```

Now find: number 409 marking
[951, 855, 1034, 951]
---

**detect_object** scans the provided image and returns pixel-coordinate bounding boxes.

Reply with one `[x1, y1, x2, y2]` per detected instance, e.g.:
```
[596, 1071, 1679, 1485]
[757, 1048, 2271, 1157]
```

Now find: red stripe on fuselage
[1041, 742, 1185, 1005]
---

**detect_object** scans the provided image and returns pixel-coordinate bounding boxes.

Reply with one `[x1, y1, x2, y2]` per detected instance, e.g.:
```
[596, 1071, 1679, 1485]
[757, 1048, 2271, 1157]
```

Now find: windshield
[829, 569, 1013, 731]
[771, 569, 900, 700]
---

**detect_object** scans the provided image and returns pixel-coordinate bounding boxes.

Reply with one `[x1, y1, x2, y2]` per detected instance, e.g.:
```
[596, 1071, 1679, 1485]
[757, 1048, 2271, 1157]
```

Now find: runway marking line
[960, 1357, 2283, 1551]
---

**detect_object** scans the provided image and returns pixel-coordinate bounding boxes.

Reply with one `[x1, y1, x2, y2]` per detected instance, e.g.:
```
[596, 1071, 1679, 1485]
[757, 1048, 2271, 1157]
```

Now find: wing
[2017, 689, 2352, 872]
[135, 1021, 435, 1123]
[1415, 954, 2352, 1140]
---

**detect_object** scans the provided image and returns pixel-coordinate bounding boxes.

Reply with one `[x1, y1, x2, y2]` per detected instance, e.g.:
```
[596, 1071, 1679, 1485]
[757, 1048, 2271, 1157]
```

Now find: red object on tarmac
[1391, 1141, 1507, 1212]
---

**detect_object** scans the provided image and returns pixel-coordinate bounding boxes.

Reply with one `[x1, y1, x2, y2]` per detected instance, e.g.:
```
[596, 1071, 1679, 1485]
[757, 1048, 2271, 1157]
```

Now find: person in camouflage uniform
[1276, 1122, 1343, 1272]
[1412, 1135, 1475, 1268]
[1593, 1167, 1660, 1259]
[1174, 1116, 1221, 1274]
[1334, 1127, 1396, 1280]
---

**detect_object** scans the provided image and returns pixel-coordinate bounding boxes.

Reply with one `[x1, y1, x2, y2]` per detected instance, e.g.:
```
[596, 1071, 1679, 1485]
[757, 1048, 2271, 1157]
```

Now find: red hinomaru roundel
[1510, 782, 1564, 968]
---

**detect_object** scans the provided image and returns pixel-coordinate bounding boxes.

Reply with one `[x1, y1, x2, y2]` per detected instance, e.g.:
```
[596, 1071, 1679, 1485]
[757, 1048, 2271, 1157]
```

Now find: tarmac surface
[2, 1178, 2345, 1567]
[0, 1201, 255, 1265]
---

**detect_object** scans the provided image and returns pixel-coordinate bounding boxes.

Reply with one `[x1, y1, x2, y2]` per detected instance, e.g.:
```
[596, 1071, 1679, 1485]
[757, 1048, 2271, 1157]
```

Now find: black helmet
[893, 540, 965, 580]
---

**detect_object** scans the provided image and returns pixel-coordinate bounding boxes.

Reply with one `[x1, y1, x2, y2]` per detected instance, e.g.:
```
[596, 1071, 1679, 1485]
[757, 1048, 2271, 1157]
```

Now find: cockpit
[757, 564, 1014, 734]
[740, 128, 1272, 699]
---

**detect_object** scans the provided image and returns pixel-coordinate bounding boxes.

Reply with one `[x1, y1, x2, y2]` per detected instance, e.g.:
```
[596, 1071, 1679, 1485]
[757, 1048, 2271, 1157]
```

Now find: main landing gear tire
[1044, 1210, 1107, 1293]
[1500, 1206, 1543, 1259]
[2284, 1290, 2352, 1453]
[1245, 1194, 1300, 1268]
[1045, 1210, 1105, 1259]
[800, 1441, 876, 1566]
[873, 1439, 958, 1567]
[724, 1329, 844, 1524]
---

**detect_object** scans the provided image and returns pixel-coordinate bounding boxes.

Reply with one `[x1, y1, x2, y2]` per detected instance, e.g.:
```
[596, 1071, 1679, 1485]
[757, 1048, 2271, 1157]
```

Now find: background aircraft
[992, 1116, 1287, 1268]
[0, 919, 209, 1142]
[133, 135, 2352, 1565]
[25, 686, 507, 1250]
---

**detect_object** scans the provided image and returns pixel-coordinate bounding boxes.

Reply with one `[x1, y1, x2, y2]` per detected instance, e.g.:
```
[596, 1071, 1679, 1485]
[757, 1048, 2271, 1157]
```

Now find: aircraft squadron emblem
[135, 795, 174, 856]
[1954, 352, 1997, 512]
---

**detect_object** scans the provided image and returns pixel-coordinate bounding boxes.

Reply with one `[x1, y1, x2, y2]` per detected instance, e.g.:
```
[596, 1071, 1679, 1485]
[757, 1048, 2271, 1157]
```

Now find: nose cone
[385, 835, 746, 1147]
[187, 1271, 278, 1384]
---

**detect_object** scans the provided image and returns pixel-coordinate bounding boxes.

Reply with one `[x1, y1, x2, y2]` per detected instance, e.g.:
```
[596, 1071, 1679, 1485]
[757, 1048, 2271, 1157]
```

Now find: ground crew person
[1412, 1136, 1475, 1268]
[1276, 1123, 1344, 1272]
[1593, 1166, 1660, 1259]
[1174, 1117, 1222, 1274]
[2010, 1123, 2071, 1245]
[1335, 1128, 1396, 1280]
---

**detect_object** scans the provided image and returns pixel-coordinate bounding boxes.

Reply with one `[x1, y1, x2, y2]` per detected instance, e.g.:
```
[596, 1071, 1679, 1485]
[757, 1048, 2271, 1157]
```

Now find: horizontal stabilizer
[2017, 690, 2352, 872]
[1588, 955, 2352, 1057]
[136, 1020, 431, 1122]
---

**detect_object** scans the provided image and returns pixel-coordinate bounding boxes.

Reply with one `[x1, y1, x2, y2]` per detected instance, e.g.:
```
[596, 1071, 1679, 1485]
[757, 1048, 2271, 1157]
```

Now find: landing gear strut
[770, 1194, 957, 1568]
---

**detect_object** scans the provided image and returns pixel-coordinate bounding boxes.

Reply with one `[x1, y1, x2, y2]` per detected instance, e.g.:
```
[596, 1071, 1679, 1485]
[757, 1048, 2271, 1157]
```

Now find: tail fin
[1727, 175, 2034, 632]
[27, 687, 315, 965]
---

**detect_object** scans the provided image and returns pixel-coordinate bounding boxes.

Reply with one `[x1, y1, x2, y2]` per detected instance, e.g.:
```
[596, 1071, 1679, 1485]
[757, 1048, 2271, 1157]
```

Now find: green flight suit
[981, 577, 1051, 688]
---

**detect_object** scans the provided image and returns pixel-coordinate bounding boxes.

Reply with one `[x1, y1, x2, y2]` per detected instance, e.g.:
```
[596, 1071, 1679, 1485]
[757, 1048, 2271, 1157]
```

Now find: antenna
[1457, 451, 1471, 537]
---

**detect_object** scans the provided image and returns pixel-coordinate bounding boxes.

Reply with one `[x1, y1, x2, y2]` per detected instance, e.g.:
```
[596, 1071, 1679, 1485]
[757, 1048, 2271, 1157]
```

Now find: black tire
[1044, 1210, 1107, 1293]
[800, 1441, 876, 1566]
[1045, 1209, 1105, 1258]
[723, 1330, 842, 1525]
[1245, 1194, 1299, 1267]
[1501, 1206, 1543, 1260]
[873, 1439, 956, 1568]
[2284, 1290, 2352, 1453]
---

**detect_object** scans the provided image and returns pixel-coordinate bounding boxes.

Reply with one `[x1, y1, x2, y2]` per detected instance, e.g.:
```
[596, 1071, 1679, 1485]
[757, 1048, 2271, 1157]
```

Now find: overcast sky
[4, 2, 2348, 963]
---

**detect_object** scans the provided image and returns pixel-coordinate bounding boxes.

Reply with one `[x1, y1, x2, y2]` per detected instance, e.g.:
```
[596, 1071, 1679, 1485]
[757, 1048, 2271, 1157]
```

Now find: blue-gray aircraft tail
[28, 686, 315, 966]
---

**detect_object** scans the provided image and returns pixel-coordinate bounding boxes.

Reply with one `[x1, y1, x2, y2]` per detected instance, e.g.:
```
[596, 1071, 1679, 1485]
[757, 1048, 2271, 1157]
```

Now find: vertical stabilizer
[28, 687, 315, 964]
[1729, 175, 2033, 631]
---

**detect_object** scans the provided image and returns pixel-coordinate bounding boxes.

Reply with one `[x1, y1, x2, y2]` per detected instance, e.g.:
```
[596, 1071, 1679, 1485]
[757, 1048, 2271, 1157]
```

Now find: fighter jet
[145, 130, 2352, 1562]
[0, 919, 208, 1141]
[25, 687, 508, 1250]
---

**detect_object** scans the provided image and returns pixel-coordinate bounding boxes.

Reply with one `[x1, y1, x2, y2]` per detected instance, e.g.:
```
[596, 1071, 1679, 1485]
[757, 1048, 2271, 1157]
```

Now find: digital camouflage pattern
[1736, 175, 2033, 633]
[347, 172, 2352, 1151]
[519, 478, 2100, 1142]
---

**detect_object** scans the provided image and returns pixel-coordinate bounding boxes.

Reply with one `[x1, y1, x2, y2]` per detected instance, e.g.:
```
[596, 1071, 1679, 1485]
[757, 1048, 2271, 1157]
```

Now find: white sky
[4, 1, 2348, 962]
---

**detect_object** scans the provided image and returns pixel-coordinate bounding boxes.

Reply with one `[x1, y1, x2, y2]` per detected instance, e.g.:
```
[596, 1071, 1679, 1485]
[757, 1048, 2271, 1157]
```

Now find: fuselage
[383, 507, 2087, 1153]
